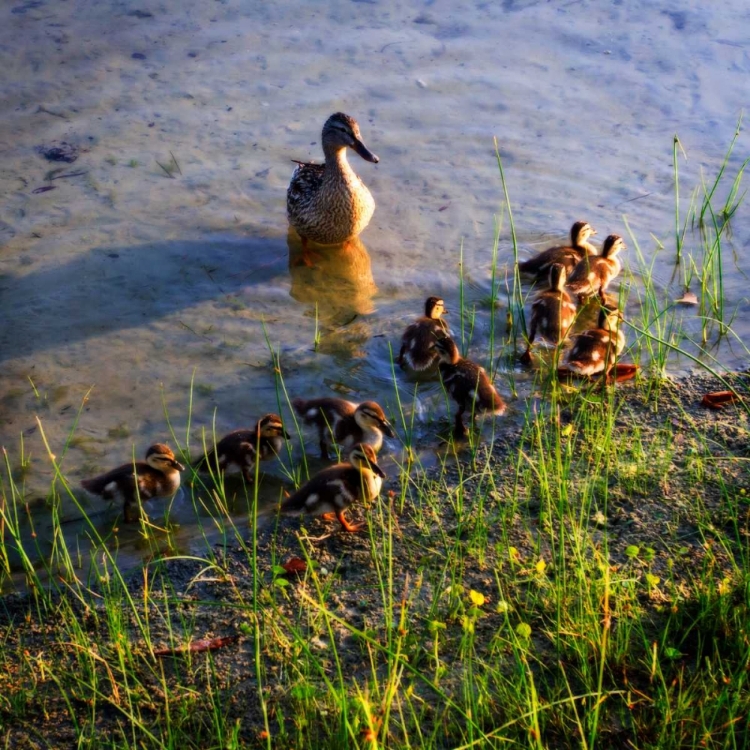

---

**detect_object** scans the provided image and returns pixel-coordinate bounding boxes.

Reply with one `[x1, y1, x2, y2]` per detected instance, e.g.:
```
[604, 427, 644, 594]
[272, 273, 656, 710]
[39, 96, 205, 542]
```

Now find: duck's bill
[171, 460, 186, 471]
[381, 421, 396, 438]
[369, 462, 386, 479]
[282, 430, 292, 440]
[353, 139, 379, 163]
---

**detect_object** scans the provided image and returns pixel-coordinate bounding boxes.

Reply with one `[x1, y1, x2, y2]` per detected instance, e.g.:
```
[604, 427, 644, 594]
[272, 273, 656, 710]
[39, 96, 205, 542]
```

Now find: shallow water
[1, 0, 749, 580]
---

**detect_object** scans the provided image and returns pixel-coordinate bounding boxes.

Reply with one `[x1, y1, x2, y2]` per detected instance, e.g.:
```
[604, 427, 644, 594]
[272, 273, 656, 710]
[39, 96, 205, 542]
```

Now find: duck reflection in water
[287, 230, 377, 357]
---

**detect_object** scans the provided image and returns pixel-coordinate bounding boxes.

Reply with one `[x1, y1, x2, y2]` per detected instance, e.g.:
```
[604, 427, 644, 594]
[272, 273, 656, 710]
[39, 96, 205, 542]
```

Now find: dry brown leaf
[700, 390, 739, 410]
[281, 557, 308, 575]
[613, 363, 640, 382]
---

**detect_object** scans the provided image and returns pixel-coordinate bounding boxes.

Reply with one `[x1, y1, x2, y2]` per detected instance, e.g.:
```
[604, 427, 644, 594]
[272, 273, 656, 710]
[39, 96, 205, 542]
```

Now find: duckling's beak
[171, 459, 186, 471]
[369, 461, 386, 479]
[282, 429, 291, 440]
[381, 420, 396, 438]
[352, 139, 379, 164]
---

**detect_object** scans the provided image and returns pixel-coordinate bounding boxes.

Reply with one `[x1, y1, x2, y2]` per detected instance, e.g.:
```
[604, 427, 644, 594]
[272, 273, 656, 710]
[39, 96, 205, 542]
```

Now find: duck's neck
[324, 145, 354, 179]
[359, 467, 382, 499]
[581, 239, 598, 255]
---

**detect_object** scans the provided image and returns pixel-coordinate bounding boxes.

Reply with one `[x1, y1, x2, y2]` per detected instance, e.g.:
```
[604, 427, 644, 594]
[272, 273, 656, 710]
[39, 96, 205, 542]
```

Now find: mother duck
[287, 112, 379, 247]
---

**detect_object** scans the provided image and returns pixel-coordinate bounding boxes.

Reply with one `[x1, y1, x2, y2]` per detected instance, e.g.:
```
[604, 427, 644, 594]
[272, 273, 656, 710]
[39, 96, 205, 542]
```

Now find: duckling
[398, 296, 450, 375]
[280, 443, 385, 532]
[197, 414, 290, 483]
[522, 264, 577, 362]
[292, 397, 395, 460]
[518, 221, 597, 280]
[80, 443, 184, 522]
[563, 306, 625, 378]
[287, 112, 379, 248]
[434, 336, 507, 437]
[566, 234, 626, 303]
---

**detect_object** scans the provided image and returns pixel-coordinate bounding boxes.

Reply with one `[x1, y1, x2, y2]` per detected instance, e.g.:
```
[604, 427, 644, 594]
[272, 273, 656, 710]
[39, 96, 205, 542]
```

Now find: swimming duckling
[518, 221, 597, 281]
[280, 443, 385, 532]
[398, 296, 450, 375]
[292, 397, 395, 460]
[197, 414, 290, 483]
[522, 264, 577, 362]
[287, 113, 379, 248]
[563, 306, 625, 378]
[567, 234, 626, 303]
[81, 443, 185, 522]
[434, 336, 507, 437]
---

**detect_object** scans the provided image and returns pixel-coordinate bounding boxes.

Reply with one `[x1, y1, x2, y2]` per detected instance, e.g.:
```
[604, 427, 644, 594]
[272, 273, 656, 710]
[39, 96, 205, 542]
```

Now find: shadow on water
[0, 234, 290, 363]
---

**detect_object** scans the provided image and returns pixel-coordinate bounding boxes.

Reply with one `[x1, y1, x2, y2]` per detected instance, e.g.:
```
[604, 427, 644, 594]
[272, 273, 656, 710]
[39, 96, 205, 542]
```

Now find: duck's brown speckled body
[81, 443, 184, 522]
[523, 264, 577, 359]
[292, 396, 395, 460]
[518, 221, 597, 281]
[398, 296, 449, 376]
[564, 306, 625, 377]
[435, 337, 506, 437]
[287, 113, 379, 246]
[280, 443, 385, 532]
[567, 234, 626, 302]
[198, 414, 290, 483]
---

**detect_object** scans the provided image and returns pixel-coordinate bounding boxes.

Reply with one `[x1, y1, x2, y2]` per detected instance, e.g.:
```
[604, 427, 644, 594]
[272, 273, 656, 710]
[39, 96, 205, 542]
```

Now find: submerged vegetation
[1, 133, 749, 748]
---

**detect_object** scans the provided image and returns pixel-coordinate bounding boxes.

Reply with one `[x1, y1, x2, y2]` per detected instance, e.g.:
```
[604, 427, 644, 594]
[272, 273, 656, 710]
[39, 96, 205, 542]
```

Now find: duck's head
[433, 335, 461, 365]
[145, 444, 185, 472]
[601, 234, 626, 258]
[349, 443, 386, 478]
[322, 113, 379, 163]
[548, 263, 567, 291]
[597, 305, 624, 332]
[355, 401, 396, 438]
[425, 296, 448, 319]
[256, 413, 291, 441]
[571, 221, 596, 245]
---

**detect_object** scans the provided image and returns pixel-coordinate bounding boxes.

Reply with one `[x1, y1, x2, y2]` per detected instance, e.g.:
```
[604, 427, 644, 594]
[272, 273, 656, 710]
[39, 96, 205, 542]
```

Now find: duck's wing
[280, 464, 354, 515]
[287, 161, 325, 208]
[81, 462, 139, 497]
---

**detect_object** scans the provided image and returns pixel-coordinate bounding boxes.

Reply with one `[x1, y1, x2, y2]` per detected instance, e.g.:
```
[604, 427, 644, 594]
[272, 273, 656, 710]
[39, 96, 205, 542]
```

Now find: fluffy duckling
[518, 221, 597, 280]
[522, 264, 577, 362]
[81, 443, 184, 522]
[563, 306, 625, 378]
[287, 112, 379, 247]
[398, 296, 450, 375]
[567, 234, 626, 303]
[434, 336, 506, 437]
[292, 397, 395, 460]
[197, 414, 290, 483]
[280, 443, 385, 532]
